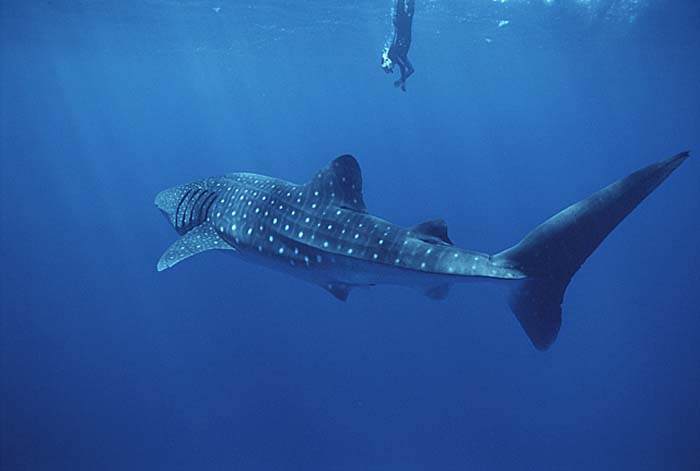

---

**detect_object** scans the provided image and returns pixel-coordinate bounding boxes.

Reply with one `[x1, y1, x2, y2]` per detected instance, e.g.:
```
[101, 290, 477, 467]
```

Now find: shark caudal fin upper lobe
[493, 152, 689, 350]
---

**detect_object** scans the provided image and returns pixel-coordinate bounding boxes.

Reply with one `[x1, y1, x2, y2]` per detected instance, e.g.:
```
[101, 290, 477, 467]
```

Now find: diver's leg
[406, 0, 415, 17]
[403, 57, 414, 79]
[394, 62, 406, 88]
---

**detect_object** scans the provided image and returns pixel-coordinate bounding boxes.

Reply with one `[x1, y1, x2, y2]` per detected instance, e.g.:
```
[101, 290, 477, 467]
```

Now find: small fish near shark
[156, 152, 689, 350]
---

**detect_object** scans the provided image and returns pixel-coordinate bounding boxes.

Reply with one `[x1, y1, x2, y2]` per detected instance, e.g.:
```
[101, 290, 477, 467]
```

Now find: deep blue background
[2, 1, 699, 469]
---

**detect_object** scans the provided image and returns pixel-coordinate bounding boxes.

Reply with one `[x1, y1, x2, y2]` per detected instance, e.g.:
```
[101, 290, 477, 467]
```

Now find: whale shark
[156, 152, 689, 350]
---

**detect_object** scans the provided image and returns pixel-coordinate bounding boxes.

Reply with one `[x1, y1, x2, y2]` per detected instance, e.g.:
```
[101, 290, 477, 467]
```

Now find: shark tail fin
[492, 152, 689, 350]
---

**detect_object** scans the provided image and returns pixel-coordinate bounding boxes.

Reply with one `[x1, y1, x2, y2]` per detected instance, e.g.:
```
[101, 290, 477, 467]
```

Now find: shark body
[156, 153, 689, 350]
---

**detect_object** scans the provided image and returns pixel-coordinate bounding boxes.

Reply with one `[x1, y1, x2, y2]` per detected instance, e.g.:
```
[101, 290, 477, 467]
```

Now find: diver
[381, 0, 415, 91]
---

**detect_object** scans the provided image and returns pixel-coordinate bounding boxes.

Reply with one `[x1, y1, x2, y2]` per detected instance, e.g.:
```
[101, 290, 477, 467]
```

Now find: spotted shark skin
[156, 152, 689, 349]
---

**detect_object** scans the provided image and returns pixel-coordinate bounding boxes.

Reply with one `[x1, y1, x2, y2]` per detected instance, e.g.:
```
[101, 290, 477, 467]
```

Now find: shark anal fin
[157, 223, 235, 272]
[424, 283, 451, 300]
[323, 282, 352, 301]
[411, 219, 453, 245]
[307, 155, 367, 213]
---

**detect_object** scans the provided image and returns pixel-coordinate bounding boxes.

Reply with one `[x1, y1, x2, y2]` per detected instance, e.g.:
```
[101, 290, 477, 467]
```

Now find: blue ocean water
[1, 0, 699, 469]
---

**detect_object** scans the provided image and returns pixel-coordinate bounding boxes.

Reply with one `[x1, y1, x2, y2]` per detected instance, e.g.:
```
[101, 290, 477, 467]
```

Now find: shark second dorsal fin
[307, 155, 367, 213]
[410, 219, 453, 245]
[157, 223, 235, 272]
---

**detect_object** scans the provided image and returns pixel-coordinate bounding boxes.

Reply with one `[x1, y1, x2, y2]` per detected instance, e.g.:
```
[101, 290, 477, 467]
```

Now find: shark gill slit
[200, 191, 218, 224]
[181, 189, 200, 232]
[183, 189, 200, 227]
[175, 188, 216, 234]
[175, 188, 194, 231]
[188, 189, 208, 226]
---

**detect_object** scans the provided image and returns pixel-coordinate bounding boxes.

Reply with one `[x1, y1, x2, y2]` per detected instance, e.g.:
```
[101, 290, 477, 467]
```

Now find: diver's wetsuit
[383, 0, 415, 91]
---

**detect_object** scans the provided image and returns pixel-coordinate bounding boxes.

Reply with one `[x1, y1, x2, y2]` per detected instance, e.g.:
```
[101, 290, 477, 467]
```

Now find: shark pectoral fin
[323, 282, 352, 301]
[157, 223, 235, 272]
[424, 283, 451, 300]
[410, 220, 453, 245]
[307, 155, 368, 213]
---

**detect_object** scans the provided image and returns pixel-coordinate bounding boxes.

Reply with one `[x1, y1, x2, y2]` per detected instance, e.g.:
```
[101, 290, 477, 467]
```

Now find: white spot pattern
[161, 169, 522, 284]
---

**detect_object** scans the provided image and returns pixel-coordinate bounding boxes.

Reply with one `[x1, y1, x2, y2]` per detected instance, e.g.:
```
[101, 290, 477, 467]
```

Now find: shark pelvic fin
[323, 282, 352, 301]
[410, 219, 453, 245]
[157, 223, 235, 272]
[424, 283, 451, 300]
[307, 155, 367, 213]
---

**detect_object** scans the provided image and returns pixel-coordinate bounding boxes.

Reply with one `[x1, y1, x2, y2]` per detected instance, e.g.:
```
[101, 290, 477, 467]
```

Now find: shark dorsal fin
[410, 219, 453, 245]
[307, 155, 367, 213]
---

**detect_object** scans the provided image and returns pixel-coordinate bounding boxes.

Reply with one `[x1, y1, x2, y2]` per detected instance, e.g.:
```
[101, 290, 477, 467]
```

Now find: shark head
[155, 180, 218, 236]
